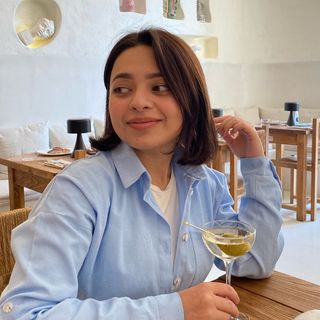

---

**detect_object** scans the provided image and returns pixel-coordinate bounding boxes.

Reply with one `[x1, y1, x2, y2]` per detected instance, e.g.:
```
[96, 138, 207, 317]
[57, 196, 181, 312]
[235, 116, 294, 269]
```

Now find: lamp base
[287, 110, 299, 126]
[71, 133, 86, 158]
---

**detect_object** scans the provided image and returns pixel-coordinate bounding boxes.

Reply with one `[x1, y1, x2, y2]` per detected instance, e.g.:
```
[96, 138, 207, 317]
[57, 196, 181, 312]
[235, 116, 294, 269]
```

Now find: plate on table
[37, 148, 71, 156]
[295, 122, 312, 128]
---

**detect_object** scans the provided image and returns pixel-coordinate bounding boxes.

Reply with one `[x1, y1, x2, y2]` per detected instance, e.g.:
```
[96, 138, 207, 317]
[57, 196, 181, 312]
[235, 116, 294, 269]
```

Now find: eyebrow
[111, 72, 163, 82]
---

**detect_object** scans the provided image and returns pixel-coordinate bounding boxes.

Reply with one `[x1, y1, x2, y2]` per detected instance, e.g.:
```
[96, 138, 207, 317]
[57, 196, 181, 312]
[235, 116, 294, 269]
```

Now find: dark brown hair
[90, 28, 217, 165]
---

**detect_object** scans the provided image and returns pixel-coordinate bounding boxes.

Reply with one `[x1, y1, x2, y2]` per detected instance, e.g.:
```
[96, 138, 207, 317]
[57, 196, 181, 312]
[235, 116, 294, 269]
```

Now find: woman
[0, 28, 283, 320]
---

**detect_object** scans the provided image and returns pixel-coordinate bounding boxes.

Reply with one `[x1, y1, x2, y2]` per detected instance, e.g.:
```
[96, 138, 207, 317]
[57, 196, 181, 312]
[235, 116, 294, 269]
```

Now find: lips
[127, 118, 161, 129]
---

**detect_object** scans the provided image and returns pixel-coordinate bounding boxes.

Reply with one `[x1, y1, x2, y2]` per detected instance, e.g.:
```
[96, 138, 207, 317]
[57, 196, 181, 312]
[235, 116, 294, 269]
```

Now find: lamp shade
[212, 108, 223, 117]
[67, 118, 91, 134]
[284, 102, 300, 112]
[67, 118, 91, 157]
[284, 102, 300, 126]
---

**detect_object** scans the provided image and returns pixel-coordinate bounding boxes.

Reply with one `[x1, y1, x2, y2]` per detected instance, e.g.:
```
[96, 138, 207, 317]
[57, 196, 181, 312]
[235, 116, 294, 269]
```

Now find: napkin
[294, 310, 320, 320]
[43, 159, 71, 169]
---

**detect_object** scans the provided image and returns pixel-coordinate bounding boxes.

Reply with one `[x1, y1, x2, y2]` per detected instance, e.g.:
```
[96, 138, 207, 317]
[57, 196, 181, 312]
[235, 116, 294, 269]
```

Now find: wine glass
[185, 219, 256, 320]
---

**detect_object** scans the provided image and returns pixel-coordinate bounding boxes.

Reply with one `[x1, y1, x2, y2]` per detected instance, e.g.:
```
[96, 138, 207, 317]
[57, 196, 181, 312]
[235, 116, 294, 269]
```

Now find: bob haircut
[90, 28, 217, 165]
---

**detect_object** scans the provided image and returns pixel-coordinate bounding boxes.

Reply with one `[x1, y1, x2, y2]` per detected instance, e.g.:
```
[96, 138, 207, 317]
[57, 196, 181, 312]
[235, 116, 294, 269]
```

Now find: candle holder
[67, 118, 91, 158]
[284, 102, 300, 126]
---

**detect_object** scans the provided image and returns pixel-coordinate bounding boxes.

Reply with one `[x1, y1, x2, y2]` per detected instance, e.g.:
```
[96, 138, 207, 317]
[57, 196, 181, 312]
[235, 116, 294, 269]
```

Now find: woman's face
[108, 45, 183, 156]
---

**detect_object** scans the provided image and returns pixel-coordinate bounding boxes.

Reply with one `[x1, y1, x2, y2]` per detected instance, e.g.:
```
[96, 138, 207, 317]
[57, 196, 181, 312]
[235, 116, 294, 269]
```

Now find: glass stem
[224, 259, 235, 285]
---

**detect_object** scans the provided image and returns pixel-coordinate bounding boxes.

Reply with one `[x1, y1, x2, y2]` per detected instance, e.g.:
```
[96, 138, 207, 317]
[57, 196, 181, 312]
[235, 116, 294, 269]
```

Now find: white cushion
[299, 108, 320, 123]
[0, 121, 49, 175]
[23, 122, 50, 152]
[234, 106, 261, 124]
[93, 119, 105, 138]
[259, 107, 288, 122]
[0, 127, 20, 176]
[49, 123, 93, 149]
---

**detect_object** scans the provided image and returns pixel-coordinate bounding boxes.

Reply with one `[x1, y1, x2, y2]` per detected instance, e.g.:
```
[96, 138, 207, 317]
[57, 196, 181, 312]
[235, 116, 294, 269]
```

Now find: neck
[134, 150, 173, 190]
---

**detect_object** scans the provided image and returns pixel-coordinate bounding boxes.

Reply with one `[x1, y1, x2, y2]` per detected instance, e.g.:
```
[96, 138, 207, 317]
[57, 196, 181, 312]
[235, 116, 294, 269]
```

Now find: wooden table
[269, 125, 313, 221]
[220, 271, 320, 319]
[0, 154, 72, 209]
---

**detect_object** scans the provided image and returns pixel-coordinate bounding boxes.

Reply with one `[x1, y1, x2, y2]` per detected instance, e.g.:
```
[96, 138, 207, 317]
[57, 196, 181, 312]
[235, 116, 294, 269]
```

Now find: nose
[129, 88, 153, 112]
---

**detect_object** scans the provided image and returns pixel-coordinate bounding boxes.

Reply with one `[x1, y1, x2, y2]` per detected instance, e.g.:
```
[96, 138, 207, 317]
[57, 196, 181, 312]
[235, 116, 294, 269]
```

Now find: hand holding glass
[185, 220, 256, 320]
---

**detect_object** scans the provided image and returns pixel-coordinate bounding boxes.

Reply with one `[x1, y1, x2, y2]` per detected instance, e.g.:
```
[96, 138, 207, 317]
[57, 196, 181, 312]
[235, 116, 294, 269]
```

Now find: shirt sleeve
[214, 156, 284, 279]
[0, 174, 184, 320]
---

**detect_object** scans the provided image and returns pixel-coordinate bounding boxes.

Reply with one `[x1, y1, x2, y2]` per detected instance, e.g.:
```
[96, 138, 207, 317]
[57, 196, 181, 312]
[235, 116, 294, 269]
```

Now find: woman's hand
[214, 116, 264, 158]
[179, 282, 240, 320]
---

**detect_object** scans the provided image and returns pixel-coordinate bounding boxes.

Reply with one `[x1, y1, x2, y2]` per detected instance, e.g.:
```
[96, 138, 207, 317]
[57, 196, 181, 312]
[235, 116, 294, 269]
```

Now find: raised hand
[214, 116, 264, 158]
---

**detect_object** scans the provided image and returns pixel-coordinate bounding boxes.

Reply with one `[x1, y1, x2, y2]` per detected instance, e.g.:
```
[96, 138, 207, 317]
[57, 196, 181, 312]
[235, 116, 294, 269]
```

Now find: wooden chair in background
[0, 207, 31, 293]
[281, 118, 320, 221]
[257, 124, 270, 158]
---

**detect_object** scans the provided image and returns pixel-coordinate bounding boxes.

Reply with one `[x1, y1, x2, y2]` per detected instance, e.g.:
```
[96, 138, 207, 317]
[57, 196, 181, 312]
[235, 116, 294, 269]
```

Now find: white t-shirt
[150, 171, 179, 262]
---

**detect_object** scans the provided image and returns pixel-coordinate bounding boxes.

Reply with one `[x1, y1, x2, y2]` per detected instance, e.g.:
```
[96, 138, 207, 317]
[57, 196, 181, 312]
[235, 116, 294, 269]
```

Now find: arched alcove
[14, 0, 61, 48]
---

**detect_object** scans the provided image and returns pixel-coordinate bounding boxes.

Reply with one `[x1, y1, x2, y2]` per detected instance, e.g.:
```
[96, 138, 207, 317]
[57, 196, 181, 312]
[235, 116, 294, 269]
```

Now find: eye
[112, 87, 130, 94]
[153, 84, 170, 92]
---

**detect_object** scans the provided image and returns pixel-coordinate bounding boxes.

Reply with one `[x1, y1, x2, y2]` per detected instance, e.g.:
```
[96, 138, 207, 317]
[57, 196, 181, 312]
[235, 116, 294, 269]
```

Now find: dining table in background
[0, 153, 74, 210]
[219, 271, 320, 320]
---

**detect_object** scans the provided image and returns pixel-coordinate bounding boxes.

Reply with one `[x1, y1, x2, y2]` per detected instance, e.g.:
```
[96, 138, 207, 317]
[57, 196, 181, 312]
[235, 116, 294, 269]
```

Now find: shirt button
[2, 302, 13, 313]
[173, 277, 181, 289]
[182, 232, 189, 241]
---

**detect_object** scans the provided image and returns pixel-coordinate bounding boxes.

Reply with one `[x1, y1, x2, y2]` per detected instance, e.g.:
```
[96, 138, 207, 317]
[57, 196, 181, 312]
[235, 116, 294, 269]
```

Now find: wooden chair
[284, 118, 320, 221]
[0, 207, 31, 293]
[257, 124, 270, 158]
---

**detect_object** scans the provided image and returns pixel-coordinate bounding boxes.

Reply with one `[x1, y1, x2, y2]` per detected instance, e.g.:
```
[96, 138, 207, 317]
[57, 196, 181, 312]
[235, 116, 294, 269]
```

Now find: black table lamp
[212, 108, 224, 118]
[284, 102, 300, 126]
[67, 118, 91, 158]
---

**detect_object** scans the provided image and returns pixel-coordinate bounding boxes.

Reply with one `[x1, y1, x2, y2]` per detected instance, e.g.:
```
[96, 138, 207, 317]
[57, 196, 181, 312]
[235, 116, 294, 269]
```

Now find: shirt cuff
[156, 292, 184, 320]
[240, 156, 274, 176]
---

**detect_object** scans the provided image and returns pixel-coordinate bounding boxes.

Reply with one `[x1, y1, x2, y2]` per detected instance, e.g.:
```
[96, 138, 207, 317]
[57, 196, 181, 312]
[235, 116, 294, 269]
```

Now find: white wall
[213, 0, 320, 64]
[0, 0, 213, 127]
[244, 62, 320, 109]
[206, 0, 320, 109]
[1, 0, 320, 128]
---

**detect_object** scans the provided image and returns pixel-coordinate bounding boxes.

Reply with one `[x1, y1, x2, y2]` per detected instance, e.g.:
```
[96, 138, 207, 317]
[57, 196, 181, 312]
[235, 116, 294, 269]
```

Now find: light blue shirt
[0, 142, 284, 320]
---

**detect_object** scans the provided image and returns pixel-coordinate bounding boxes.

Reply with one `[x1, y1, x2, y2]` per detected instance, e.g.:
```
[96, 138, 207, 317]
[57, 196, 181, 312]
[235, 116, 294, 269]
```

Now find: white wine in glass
[186, 220, 256, 320]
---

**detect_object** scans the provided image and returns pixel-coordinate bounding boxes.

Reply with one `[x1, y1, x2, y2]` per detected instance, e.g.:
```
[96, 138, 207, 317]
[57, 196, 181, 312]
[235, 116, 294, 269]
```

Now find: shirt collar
[172, 147, 207, 181]
[111, 142, 148, 188]
[111, 142, 207, 188]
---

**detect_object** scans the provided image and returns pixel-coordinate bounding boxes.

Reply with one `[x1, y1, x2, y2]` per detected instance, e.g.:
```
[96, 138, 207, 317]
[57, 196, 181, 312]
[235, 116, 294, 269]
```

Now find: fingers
[213, 115, 264, 158]
[211, 282, 240, 305]
[214, 116, 255, 139]
[212, 296, 240, 319]
[179, 282, 240, 320]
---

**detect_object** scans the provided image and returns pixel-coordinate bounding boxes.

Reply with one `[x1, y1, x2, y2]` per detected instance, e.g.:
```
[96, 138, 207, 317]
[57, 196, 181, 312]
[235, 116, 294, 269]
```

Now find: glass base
[231, 312, 250, 320]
